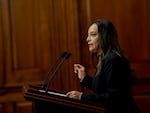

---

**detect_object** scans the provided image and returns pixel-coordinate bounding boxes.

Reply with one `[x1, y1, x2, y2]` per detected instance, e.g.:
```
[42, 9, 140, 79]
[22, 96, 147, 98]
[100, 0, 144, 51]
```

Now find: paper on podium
[39, 89, 67, 97]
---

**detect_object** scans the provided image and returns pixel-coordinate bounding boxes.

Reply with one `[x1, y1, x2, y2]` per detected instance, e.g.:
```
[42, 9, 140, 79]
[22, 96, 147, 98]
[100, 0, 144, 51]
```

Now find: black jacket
[80, 52, 140, 113]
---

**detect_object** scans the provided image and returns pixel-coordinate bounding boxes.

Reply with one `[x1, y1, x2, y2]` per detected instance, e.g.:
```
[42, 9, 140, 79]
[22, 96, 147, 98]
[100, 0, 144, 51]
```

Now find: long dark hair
[90, 19, 125, 73]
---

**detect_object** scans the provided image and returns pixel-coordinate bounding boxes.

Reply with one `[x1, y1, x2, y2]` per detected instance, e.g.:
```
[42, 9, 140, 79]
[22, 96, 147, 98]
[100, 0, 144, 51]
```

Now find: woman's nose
[86, 36, 90, 42]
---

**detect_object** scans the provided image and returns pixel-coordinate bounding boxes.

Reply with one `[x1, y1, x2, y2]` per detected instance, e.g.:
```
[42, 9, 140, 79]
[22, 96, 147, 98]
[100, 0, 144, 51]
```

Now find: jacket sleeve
[80, 75, 93, 89]
[80, 57, 133, 104]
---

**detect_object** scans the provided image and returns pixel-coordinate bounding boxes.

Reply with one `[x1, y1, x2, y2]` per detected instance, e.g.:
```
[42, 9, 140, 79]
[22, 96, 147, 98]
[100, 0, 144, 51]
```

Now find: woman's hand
[66, 90, 81, 100]
[74, 64, 86, 80]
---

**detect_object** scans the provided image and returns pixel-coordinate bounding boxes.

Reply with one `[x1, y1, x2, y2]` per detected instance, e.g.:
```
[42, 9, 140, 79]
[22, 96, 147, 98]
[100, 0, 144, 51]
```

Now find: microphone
[40, 51, 71, 92]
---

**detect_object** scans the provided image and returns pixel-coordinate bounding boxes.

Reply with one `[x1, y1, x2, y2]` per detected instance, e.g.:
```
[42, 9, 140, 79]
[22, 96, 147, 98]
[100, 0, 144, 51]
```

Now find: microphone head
[60, 51, 71, 59]
[64, 52, 71, 59]
[61, 51, 68, 58]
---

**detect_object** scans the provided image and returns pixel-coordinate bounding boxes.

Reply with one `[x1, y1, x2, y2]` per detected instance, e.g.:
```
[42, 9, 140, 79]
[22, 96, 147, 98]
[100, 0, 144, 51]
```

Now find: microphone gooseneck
[40, 51, 71, 93]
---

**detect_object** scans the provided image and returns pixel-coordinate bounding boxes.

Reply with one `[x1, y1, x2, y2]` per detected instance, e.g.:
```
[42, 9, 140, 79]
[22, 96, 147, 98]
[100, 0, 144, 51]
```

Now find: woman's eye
[91, 33, 96, 36]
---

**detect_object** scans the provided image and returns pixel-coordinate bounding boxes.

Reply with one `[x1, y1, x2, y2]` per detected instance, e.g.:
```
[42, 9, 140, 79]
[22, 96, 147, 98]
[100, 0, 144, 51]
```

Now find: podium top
[23, 84, 105, 113]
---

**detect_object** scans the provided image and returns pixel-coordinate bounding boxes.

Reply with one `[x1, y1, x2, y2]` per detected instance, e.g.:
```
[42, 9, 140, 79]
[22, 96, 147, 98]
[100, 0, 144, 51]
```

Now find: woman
[66, 19, 140, 113]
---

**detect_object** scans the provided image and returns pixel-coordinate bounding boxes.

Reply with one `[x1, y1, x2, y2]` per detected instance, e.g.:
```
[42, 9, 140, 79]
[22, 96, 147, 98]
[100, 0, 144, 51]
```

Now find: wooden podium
[23, 84, 105, 113]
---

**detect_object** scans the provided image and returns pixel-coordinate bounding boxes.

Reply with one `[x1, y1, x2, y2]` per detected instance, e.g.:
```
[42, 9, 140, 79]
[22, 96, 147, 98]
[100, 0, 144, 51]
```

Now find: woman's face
[86, 23, 102, 53]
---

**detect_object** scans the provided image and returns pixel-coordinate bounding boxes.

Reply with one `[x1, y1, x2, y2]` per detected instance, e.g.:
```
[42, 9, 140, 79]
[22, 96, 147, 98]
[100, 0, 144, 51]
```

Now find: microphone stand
[40, 52, 68, 90]
[40, 52, 71, 93]
[45, 53, 70, 92]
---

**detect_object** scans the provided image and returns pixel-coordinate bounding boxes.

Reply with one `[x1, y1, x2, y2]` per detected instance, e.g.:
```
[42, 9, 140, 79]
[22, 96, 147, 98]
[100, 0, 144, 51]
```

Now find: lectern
[23, 84, 105, 113]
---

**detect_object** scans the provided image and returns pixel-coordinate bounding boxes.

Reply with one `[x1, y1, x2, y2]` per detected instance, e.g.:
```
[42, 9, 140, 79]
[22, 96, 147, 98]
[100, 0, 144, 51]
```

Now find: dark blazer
[80, 52, 140, 113]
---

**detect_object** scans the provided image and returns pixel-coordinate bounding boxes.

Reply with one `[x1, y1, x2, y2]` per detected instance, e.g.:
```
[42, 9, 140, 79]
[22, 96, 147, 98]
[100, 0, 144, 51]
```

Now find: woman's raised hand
[74, 64, 86, 80]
